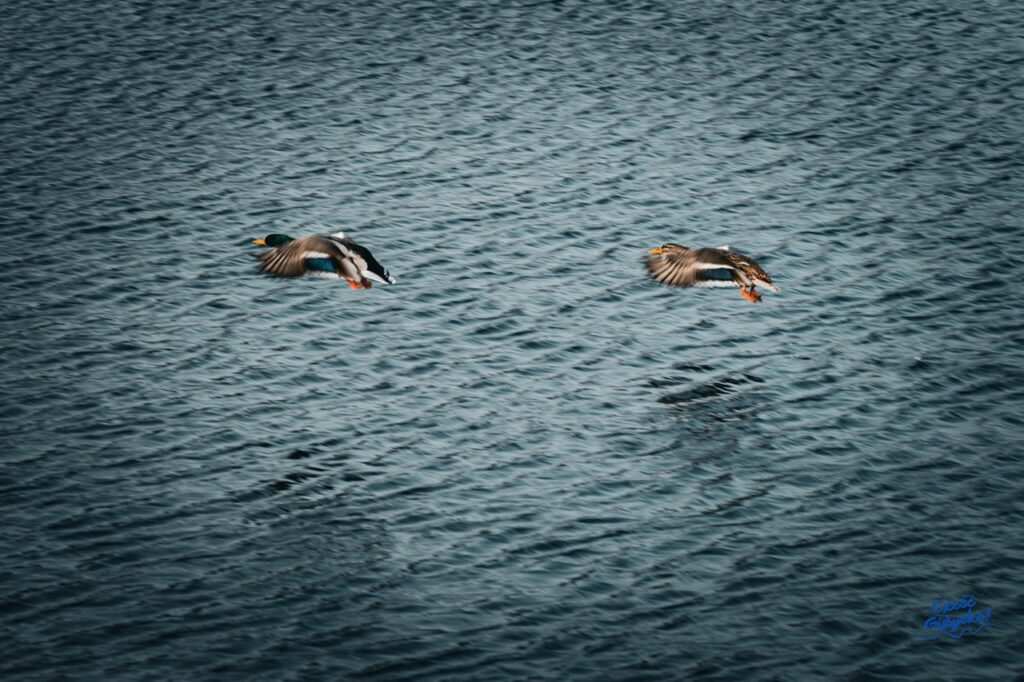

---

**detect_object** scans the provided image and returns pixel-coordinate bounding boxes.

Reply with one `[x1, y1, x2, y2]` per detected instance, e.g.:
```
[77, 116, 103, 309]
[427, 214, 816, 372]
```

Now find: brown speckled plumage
[646, 243, 778, 301]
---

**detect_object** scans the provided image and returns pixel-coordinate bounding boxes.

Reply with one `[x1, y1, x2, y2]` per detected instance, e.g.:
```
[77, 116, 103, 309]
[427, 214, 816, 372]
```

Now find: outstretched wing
[719, 248, 777, 289]
[646, 248, 738, 288]
[329, 235, 396, 284]
[258, 235, 354, 278]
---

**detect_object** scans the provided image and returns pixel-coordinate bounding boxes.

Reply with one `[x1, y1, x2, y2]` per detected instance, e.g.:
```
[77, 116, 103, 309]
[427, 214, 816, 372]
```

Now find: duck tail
[361, 268, 397, 285]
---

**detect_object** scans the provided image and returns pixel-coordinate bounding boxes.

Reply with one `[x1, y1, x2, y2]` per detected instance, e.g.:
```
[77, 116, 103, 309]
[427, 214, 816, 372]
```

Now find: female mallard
[252, 232, 396, 289]
[646, 243, 779, 302]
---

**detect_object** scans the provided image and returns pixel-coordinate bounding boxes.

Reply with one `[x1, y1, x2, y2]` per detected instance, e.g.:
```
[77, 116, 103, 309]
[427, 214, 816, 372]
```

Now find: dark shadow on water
[647, 365, 766, 420]
[641, 361, 773, 468]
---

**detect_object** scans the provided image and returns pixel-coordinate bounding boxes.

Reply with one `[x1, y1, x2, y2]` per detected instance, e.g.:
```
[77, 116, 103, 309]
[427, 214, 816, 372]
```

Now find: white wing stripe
[692, 280, 740, 288]
[693, 262, 735, 270]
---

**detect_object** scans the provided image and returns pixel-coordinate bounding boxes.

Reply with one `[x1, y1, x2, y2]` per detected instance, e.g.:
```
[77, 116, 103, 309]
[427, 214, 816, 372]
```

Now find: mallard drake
[252, 232, 396, 289]
[646, 243, 779, 302]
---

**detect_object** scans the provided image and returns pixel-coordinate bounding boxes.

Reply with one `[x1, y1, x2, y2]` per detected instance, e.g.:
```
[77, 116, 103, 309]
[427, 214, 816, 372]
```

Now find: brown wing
[258, 235, 350, 278]
[720, 249, 775, 286]
[646, 248, 737, 288]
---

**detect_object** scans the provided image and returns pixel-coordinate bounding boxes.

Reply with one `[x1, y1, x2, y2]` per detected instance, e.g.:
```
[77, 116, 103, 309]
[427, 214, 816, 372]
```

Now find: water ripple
[2, 0, 1023, 679]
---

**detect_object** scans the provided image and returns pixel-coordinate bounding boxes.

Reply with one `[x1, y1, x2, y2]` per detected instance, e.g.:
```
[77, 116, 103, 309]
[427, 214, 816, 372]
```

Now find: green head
[252, 234, 294, 247]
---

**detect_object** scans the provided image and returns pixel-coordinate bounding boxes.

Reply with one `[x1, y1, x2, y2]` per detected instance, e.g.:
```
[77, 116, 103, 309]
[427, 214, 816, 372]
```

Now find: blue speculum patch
[305, 258, 336, 273]
[704, 268, 735, 281]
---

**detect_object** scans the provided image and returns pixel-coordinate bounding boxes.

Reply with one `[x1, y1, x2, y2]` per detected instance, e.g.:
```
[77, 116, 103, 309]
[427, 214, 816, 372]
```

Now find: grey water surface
[2, 0, 1023, 679]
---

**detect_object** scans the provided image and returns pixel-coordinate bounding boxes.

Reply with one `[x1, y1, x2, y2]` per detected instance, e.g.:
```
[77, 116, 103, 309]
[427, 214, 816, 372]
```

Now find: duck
[646, 243, 779, 302]
[252, 232, 396, 289]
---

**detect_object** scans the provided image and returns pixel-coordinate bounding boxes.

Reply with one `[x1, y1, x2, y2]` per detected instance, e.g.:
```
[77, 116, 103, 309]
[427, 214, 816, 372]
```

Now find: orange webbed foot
[347, 279, 362, 289]
[740, 286, 762, 303]
[362, 280, 372, 289]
